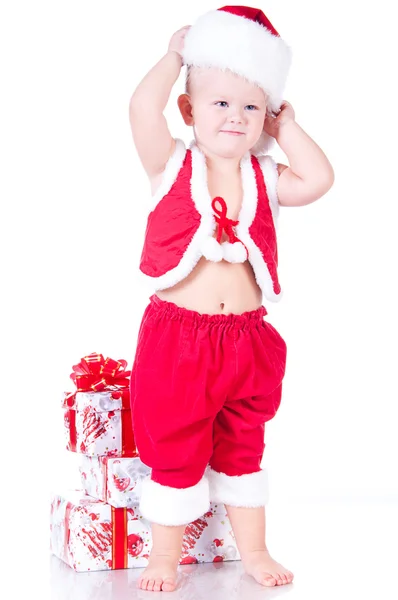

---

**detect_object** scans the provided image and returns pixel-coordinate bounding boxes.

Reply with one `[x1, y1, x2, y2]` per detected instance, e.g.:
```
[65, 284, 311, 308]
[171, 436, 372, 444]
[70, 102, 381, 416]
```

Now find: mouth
[220, 131, 244, 136]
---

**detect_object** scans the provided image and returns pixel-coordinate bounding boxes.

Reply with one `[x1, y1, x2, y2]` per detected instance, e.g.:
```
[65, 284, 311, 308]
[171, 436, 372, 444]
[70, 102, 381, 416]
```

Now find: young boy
[129, 6, 334, 593]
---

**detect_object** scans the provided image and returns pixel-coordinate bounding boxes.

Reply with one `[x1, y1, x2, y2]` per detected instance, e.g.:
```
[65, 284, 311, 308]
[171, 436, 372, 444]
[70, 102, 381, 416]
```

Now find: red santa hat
[181, 5, 292, 155]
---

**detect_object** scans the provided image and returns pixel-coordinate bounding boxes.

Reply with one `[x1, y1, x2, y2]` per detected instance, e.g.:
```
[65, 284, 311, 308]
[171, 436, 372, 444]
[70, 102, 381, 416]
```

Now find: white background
[1, 0, 397, 596]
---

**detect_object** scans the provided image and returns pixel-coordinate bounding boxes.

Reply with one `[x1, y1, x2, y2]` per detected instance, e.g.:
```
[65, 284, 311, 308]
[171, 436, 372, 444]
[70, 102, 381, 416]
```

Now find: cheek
[252, 111, 266, 129]
[197, 109, 221, 129]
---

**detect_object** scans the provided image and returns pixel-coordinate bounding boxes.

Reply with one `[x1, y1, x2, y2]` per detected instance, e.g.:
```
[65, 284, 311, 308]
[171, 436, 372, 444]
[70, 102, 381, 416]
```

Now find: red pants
[130, 294, 287, 526]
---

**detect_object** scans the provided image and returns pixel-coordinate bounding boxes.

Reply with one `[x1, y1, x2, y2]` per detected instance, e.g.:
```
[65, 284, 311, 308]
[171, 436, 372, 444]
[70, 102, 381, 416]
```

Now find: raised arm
[263, 101, 335, 207]
[128, 27, 190, 179]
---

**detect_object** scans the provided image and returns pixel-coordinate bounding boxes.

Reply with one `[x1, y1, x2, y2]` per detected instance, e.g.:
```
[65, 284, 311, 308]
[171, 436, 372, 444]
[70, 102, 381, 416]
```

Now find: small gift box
[79, 455, 151, 508]
[50, 490, 240, 572]
[63, 353, 136, 457]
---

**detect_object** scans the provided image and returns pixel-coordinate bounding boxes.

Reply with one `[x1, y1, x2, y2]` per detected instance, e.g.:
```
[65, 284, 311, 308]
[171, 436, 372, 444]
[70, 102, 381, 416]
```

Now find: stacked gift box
[50, 352, 241, 572]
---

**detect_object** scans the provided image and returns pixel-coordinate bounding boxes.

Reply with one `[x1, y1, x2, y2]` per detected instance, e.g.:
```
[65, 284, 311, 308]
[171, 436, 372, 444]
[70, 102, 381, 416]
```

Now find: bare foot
[242, 549, 294, 587]
[137, 554, 179, 592]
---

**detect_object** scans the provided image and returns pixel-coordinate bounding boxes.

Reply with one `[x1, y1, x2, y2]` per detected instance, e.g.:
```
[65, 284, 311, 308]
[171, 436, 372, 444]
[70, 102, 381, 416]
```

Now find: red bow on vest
[211, 196, 249, 259]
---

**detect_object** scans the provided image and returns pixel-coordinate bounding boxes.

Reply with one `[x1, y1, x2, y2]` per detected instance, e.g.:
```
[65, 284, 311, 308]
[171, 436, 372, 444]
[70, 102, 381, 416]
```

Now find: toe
[140, 578, 148, 590]
[148, 579, 155, 591]
[162, 577, 177, 592]
[154, 578, 163, 592]
[263, 574, 276, 586]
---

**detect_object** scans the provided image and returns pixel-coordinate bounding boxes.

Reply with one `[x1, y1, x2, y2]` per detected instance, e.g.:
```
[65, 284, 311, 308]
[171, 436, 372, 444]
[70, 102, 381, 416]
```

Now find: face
[178, 67, 268, 159]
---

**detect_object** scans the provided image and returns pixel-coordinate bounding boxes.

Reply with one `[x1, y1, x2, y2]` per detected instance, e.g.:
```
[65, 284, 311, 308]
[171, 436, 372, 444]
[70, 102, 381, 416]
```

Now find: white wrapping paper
[63, 390, 136, 457]
[50, 490, 240, 572]
[79, 455, 151, 508]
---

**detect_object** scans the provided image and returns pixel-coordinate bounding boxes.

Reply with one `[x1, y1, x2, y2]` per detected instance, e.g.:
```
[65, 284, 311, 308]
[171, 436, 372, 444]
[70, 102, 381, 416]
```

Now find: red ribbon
[112, 506, 128, 569]
[211, 197, 249, 259]
[63, 500, 128, 569]
[64, 501, 73, 564]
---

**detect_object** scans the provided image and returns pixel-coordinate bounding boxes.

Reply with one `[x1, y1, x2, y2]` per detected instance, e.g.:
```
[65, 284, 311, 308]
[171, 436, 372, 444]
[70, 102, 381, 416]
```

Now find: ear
[177, 94, 194, 126]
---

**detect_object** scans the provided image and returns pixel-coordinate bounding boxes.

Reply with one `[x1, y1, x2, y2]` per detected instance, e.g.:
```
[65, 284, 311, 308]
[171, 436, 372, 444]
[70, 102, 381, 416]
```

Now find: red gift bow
[63, 353, 135, 456]
[64, 353, 131, 407]
[70, 352, 131, 393]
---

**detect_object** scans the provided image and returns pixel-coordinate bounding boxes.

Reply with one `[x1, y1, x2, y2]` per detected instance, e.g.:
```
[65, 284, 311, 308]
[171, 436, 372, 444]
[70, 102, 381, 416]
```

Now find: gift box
[63, 389, 137, 458]
[63, 353, 136, 457]
[79, 455, 151, 508]
[50, 490, 240, 572]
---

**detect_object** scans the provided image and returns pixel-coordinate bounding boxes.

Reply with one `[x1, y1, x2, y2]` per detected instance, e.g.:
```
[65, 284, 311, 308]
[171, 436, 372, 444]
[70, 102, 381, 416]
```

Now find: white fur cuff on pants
[206, 467, 269, 507]
[139, 474, 210, 526]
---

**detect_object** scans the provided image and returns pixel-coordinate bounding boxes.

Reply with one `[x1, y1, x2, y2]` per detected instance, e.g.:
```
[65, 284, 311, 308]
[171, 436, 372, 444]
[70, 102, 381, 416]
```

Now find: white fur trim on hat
[221, 241, 247, 263]
[139, 474, 210, 526]
[206, 466, 269, 507]
[182, 9, 292, 114]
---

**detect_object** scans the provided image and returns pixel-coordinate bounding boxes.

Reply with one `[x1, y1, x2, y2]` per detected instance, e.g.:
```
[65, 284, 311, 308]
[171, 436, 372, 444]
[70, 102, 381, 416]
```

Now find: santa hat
[181, 5, 292, 155]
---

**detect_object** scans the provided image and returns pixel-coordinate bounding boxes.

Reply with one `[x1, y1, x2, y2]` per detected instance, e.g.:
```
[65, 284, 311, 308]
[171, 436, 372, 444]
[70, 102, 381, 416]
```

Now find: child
[129, 5, 334, 593]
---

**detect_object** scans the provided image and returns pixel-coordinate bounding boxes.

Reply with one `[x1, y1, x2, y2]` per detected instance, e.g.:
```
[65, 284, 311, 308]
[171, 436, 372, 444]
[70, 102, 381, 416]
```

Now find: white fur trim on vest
[182, 9, 292, 115]
[139, 474, 210, 527]
[144, 141, 217, 291]
[200, 236, 224, 262]
[148, 138, 187, 212]
[206, 466, 269, 507]
[257, 155, 280, 230]
[221, 240, 247, 263]
[235, 151, 283, 302]
[142, 139, 282, 302]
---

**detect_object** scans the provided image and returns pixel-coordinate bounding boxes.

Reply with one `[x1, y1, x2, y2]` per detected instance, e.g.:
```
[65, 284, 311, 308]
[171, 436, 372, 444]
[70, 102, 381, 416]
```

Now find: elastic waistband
[149, 294, 267, 330]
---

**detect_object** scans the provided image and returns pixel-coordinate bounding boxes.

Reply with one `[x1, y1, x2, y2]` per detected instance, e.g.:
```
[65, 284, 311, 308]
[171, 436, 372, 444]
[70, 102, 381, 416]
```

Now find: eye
[214, 101, 258, 111]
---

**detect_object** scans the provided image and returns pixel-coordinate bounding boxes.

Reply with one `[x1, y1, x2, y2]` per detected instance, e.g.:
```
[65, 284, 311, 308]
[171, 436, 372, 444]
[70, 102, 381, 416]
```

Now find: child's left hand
[263, 100, 295, 139]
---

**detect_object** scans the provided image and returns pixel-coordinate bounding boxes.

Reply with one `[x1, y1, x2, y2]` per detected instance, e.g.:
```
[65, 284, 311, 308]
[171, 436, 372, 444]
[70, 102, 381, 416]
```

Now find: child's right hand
[168, 26, 191, 58]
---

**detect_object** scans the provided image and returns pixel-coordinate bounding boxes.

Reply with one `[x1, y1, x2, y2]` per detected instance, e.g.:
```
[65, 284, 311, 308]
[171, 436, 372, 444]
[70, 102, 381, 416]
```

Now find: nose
[227, 107, 244, 124]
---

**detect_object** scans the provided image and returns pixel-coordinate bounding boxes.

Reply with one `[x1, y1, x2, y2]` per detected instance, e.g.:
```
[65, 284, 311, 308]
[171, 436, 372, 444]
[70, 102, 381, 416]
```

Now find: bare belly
[155, 256, 263, 315]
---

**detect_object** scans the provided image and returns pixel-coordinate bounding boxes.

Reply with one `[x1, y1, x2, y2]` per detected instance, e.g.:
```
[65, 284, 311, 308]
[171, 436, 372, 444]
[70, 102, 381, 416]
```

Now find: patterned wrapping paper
[50, 490, 241, 572]
[79, 455, 151, 508]
[63, 390, 137, 458]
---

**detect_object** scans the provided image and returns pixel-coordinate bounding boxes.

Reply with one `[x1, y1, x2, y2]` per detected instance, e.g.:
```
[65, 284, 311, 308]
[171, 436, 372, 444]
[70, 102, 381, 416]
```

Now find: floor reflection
[50, 553, 292, 599]
[49, 500, 397, 599]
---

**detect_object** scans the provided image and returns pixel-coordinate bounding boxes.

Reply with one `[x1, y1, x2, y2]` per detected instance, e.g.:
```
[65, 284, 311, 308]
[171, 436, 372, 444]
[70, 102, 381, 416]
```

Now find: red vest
[139, 139, 282, 302]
